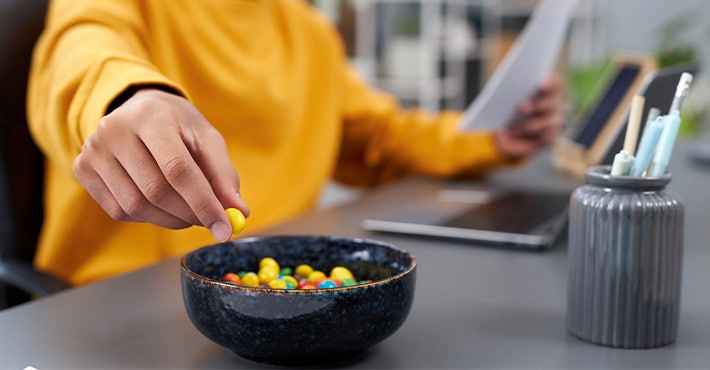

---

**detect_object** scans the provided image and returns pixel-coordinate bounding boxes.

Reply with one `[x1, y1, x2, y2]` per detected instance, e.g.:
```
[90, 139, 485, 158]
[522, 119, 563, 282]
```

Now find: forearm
[335, 108, 517, 186]
[334, 66, 516, 187]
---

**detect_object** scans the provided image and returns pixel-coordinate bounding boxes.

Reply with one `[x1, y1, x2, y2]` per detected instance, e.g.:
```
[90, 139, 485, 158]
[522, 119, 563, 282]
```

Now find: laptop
[361, 63, 699, 249]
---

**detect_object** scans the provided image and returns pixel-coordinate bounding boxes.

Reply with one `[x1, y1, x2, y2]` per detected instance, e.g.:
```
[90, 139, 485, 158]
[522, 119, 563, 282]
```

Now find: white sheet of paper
[458, 0, 578, 131]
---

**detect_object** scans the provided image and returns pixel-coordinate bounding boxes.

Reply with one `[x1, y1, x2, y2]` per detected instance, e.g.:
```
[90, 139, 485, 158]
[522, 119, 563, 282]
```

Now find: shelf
[345, 0, 601, 112]
[372, 75, 466, 100]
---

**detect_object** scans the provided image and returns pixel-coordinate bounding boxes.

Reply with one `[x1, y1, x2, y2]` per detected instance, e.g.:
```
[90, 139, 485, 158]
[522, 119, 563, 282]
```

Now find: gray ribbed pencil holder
[566, 165, 684, 348]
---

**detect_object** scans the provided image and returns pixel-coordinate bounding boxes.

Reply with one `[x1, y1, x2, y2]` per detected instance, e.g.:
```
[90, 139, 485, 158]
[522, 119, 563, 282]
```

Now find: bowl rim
[180, 234, 417, 294]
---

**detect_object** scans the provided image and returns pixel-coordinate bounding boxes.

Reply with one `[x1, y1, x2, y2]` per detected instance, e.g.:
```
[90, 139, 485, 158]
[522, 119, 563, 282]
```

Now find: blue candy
[317, 279, 337, 289]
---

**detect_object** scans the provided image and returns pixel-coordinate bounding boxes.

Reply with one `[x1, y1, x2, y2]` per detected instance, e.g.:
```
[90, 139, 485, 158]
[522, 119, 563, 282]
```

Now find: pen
[630, 115, 664, 176]
[647, 111, 681, 176]
[646, 72, 693, 176]
[668, 72, 693, 113]
[646, 107, 661, 126]
[610, 149, 634, 176]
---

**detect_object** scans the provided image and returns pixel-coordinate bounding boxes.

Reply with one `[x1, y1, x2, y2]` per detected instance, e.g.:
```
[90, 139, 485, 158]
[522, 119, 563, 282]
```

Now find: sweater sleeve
[334, 64, 522, 187]
[27, 0, 186, 172]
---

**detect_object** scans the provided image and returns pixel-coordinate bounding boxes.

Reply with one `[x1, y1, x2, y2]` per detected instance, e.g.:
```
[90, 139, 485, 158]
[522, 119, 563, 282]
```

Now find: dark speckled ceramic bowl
[181, 235, 416, 366]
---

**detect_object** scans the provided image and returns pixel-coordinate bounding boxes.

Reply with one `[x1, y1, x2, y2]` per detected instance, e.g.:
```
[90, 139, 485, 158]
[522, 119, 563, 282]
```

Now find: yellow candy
[268, 279, 288, 289]
[258, 266, 279, 284]
[295, 264, 313, 278]
[259, 257, 280, 271]
[330, 266, 354, 281]
[225, 208, 246, 234]
[241, 272, 259, 287]
[308, 270, 327, 283]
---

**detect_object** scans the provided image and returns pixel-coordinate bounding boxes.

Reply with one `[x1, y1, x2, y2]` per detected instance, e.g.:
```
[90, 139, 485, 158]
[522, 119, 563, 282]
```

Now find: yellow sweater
[28, 0, 513, 284]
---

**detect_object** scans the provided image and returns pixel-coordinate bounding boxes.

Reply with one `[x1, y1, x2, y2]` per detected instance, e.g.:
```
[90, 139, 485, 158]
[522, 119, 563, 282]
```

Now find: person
[27, 0, 563, 285]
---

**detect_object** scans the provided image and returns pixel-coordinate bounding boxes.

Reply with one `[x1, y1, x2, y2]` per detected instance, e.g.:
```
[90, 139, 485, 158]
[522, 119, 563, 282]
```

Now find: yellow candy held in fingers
[225, 208, 246, 234]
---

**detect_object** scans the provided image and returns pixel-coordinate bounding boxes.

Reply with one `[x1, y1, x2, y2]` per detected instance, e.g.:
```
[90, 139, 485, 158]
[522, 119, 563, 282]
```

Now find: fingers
[142, 126, 234, 242]
[184, 127, 251, 218]
[512, 74, 564, 135]
[74, 148, 192, 230]
[496, 75, 564, 159]
[517, 81, 562, 117]
[115, 135, 201, 225]
[74, 135, 191, 229]
[495, 127, 553, 159]
[536, 75, 563, 95]
[509, 110, 563, 138]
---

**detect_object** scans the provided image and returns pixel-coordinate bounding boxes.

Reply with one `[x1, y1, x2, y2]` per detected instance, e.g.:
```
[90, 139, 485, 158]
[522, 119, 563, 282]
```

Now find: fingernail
[235, 193, 251, 217]
[209, 221, 232, 242]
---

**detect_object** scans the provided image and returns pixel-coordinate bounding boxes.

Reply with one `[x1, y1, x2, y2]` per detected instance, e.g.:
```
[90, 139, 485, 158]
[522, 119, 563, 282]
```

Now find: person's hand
[493, 76, 564, 159]
[73, 88, 250, 242]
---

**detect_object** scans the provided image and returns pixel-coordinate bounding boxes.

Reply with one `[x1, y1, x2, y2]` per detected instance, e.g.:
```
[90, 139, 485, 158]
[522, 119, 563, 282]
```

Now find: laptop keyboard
[442, 191, 570, 233]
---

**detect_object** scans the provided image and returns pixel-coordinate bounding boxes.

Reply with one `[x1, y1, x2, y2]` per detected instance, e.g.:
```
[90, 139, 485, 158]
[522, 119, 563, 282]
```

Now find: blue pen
[647, 111, 681, 176]
[647, 72, 693, 176]
[630, 116, 664, 176]
[646, 107, 661, 126]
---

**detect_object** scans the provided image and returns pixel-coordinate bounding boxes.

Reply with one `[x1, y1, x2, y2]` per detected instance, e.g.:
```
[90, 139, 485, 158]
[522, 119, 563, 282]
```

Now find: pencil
[623, 95, 645, 155]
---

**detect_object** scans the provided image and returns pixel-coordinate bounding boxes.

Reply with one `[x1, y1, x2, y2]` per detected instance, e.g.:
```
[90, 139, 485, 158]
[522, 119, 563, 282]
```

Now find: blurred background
[313, 0, 709, 132]
[313, 0, 710, 207]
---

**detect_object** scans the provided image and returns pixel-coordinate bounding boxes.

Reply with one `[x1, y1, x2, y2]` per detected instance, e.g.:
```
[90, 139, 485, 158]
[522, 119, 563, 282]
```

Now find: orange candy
[307, 270, 327, 284]
[222, 272, 241, 285]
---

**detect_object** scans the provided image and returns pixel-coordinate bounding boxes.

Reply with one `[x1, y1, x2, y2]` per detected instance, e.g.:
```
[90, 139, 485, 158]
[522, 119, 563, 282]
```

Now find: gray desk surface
[2, 140, 710, 369]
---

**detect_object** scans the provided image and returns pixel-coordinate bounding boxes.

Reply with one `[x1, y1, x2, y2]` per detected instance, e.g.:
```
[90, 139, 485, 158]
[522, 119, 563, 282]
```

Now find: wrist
[105, 84, 182, 115]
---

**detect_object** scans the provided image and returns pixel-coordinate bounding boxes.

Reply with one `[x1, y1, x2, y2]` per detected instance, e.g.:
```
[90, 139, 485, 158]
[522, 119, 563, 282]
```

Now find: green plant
[655, 9, 698, 68]
[654, 8, 703, 137]
[566, 57, 612, 115]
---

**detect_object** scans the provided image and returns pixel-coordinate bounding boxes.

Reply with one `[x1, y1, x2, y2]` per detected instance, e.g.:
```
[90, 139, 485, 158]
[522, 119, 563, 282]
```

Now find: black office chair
[0, 0, 71, 310]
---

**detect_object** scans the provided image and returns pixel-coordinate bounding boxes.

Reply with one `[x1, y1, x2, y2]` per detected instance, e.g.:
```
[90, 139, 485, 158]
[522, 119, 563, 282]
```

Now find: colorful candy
[281, 275, 298, 288]
[220, 257, 368, 290]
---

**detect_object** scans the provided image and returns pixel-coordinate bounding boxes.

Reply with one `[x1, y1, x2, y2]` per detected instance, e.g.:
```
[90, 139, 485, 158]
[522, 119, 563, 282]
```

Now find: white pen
[668, 72, 693, 113]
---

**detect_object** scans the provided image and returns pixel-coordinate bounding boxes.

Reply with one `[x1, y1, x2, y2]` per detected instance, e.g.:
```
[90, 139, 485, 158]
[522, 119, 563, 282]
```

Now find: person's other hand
[73, 88, 250, 242]
[493, 76, 564, 159]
